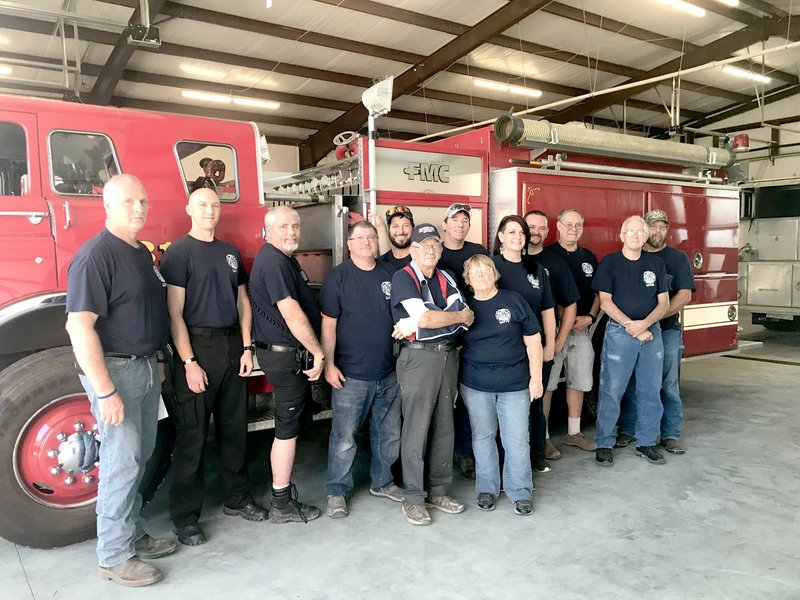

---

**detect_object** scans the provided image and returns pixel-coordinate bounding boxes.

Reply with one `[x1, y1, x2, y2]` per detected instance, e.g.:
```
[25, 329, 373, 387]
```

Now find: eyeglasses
[349, 235, 378, 243]
[414, 241, 443, 253]
[623, 229, 648, 237]
[560, 221, 583, 230]
[467, 267, 494, 275]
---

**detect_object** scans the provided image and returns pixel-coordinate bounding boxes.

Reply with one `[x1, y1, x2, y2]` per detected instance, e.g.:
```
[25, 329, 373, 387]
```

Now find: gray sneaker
[97, 557, 163, 587]
[134, 534, 177, 559]
[325, 495, 348, 518]
[426, 495, 466, 514]
[402, 501, 432, 526]
[615, 432, 636, 448]
[369, 483, 403, 502]
[662, 438, 686, 454]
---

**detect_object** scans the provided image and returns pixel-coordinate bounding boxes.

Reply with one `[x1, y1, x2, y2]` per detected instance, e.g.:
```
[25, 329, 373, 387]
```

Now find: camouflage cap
[644, 209, 669, 226]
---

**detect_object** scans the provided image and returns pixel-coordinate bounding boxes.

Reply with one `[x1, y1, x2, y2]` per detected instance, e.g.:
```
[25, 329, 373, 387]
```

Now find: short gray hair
[264, 205, 299, 229]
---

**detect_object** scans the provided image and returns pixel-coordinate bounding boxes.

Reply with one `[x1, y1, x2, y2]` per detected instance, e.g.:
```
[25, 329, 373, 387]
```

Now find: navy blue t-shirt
[592, 251, 668, 322]
[320, 260, 395, 380]
[250, 243, 321, 346]
[66, 229, 168, 356]
[460, 289, 540, 393]
[493, 254, 554, 344]
[547, 243, 598, 316]
[390, 265, 464, 344]
[159, 235, 247, 328]
[380, 250, 411, 273]
[529, 249, 580, 309]
[439, 241, 489, 291]
[648, 246, 695, 331]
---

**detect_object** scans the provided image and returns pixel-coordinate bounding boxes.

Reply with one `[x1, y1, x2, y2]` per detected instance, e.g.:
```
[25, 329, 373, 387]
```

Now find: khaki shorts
[546, 329, 594, 392]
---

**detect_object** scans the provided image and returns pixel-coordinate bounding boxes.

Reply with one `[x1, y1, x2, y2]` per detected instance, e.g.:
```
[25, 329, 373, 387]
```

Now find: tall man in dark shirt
[391, 223, 474, 526]
[546, 208, 599, 452]
[525, 210, 580, 460]
[592, 215, 669, 467]
[250, 206, 322, 523]
[617, 210, 695, 454]
[380, 205, 414, 272]
[160, 188, 268, 547]
[66, 174, 175, 587]
[437, 202, 489, 478]
[321, 221, 403, 518]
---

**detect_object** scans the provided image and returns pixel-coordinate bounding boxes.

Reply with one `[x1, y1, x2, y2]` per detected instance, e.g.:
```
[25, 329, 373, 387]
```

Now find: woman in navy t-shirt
[459, 254, 543, 516]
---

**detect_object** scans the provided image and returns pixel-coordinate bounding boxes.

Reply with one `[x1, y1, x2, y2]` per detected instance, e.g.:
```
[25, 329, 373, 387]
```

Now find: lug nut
[64, 476, 75, 485]
[56, 432, 67, 441]
[50, 466, 62, 475]
[47, 449, 58, 459]
[74, 421, 84, 431]
[83, 475, 94, 484]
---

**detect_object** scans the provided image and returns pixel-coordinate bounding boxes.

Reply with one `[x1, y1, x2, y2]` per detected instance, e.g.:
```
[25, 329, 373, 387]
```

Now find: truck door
[0, 112, 57, 307]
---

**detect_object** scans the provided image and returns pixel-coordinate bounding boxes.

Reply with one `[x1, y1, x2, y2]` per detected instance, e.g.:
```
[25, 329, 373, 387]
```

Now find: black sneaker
[614, 432, 636, 448]
[223, 501, 269, 522]
[514, 499, 533, 516]
[595, 447, 614, 467]
[270, 484, 321, 523]
[476, 492, 496, 511]
[532, 455, 552, 473]
[635, 445, 666, 465]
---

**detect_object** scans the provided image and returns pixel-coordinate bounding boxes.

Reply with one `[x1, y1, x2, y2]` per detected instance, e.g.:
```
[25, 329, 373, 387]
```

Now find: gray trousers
[396, 346, 458, 505]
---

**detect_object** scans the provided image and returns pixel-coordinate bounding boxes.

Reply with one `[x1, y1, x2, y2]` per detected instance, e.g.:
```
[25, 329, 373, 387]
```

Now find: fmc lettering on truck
[0, 95, 740, 549]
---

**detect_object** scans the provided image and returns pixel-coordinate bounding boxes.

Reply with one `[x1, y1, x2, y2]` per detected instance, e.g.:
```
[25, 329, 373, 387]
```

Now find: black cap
[410, 223, 441, 244]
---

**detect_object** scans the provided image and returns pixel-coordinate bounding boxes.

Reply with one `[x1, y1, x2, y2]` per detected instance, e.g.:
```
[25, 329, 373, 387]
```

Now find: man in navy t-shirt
[320, 221, 403, 518]
[379, 205, 414, 272]
[438, 202, 489, 478]
[65, 174, 174, 587]
[160, 188, 267, 546]
[592, 215, 669, 467]
[390, 223, 474, 526]
[250, 206, 322, 523]
[617, 210, 696, 454]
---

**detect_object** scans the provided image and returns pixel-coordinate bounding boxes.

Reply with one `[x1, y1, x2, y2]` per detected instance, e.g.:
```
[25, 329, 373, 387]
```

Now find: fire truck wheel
[0, 347, 174, 549]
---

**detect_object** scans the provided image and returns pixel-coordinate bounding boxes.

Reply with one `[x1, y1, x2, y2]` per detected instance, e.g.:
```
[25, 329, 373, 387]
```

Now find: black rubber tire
[762, 320, 800, 332]
[0, 347, 174, 549]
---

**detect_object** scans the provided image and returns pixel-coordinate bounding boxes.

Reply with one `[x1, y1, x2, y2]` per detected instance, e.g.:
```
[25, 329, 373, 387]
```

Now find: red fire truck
[0, 95, 739, 549]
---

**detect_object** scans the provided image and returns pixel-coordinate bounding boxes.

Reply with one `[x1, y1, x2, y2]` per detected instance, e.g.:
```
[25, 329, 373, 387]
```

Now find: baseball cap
[644, 209, 669, 226]
[445, 202, 471, 220]
[385, 205, 415, 226]
[411, 223, 441, 244]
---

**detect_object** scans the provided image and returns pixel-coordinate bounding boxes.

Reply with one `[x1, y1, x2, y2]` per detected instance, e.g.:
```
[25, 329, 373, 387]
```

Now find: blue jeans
[618, 328, 685, 440]
[325, 373, 401, 497]
[79, 355, 160, 568]
[459, 384, 532, 503]
[594, 321, 664, 449]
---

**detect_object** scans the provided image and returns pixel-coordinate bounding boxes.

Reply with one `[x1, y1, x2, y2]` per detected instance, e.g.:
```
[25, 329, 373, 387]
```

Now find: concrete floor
[2, 324, 799, 600]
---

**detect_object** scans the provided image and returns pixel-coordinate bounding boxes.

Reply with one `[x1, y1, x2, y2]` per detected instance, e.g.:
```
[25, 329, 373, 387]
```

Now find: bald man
[66, 174, 175, 587]
[160, 188, 267, 547]
[250, 206, 322, 523]
[591, 215, 669, 468]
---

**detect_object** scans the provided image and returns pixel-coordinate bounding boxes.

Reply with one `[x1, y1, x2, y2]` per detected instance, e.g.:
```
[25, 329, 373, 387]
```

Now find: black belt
[188, 324, 240, 336]
[105, 352, 152, 360]
[255, 341, 298, 353]
[401, 341, 455, 352]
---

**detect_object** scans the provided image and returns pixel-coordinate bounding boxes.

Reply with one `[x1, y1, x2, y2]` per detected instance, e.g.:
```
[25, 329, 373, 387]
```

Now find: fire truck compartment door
[0, 112, 57, 307]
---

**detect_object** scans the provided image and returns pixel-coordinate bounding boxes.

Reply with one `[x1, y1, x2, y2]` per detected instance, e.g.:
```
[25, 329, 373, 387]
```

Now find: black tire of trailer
[0, 347, 175, 549]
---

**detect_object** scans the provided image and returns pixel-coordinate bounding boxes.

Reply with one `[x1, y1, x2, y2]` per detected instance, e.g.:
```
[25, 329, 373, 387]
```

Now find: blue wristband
[96, 387, 117, 400]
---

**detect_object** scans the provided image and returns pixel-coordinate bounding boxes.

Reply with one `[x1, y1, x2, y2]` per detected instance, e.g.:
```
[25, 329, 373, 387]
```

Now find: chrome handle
[63, 200, 71, 230]
[0, 211, 47, 225]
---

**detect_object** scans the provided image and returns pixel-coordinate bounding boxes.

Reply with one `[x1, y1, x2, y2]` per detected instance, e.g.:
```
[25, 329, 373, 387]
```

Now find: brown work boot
[563, 432, 596, 451]
[97, 557, 163, 587]
[134, 534, 177, 559]
[544, 438, 562, 460]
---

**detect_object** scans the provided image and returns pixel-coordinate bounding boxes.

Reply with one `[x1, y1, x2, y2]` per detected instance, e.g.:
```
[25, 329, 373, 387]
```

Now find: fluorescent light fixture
[0, 65, 12, 76]
[181, 89, 280, 110]
[233, 97, 280, 110]
[181, 89, 231, 103]
[716, 0, 739, 6]
[0, 35, 10, 45]
[658, 0, 706, 17]
[722, 65, 771, 84]
[474, 78, 542, 98]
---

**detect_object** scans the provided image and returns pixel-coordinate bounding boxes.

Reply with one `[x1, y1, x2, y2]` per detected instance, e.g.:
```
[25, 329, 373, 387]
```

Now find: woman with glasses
[459, 254, 543, 515]
[492, 215, 556, 475]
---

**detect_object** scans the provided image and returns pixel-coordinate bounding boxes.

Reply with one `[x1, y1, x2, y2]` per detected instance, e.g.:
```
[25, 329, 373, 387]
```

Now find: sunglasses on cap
[385, 205, 414, 224]
[445, 203, 472, 220]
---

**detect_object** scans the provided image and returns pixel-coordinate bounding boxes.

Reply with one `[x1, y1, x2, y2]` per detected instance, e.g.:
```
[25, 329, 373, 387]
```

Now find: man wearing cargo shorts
[546, 208, 600, 452]
[66, 174, 176, 587]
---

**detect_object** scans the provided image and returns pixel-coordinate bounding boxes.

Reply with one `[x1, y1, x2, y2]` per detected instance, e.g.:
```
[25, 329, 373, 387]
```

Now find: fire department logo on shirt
[581, 262, 594, 277]
[226, 254, 239, 273]
[380, 281, 392, 299]
[495, 308, 512, 324]
[643, 271, 656, 287]
[527, 274, 540, 289]
[153, 266, 166, 287]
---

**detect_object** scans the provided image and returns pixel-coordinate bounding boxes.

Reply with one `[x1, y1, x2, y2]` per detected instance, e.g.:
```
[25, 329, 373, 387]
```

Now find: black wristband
[243, 345, 255, 353]
[589, 313, 597, 323]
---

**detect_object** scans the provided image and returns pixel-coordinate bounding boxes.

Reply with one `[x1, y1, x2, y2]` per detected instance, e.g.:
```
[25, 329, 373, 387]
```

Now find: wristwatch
[184, 357, 197, 365]
[243, 344, 256, 353]
[589, 313, 597, 324]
